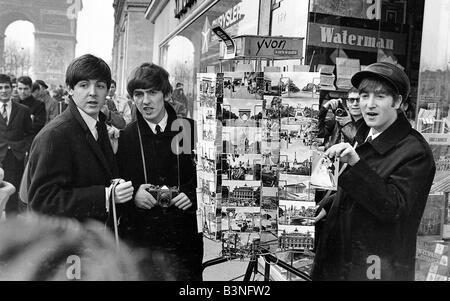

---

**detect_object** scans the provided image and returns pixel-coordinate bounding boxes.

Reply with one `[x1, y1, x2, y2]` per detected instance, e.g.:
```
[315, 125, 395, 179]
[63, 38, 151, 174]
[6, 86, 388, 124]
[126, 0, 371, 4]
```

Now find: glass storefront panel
[307, 0, 424, 121]
[163, 0, 261, 116]
[415, 0, 450, 281]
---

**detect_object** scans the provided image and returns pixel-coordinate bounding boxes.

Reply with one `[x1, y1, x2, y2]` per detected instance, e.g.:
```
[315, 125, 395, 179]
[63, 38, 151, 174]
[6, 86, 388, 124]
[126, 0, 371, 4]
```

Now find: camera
[146, 185, 180, 208]
[334, 102, 348, 117]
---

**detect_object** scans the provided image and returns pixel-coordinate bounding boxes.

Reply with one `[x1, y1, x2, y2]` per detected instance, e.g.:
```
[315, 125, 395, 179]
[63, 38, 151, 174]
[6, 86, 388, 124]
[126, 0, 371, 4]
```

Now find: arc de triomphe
[0, 0, 80, 86]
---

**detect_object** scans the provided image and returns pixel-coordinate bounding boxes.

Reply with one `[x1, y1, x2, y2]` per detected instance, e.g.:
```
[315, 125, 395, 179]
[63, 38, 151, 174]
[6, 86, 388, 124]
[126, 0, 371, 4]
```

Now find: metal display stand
[199, 50, 314, 281]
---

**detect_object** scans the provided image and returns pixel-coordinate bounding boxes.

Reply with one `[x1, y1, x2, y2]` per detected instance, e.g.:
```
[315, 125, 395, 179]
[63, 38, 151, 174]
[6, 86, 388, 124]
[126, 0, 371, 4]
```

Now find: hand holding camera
[324, 98, 349, 118]
[135, 184, 158, 210]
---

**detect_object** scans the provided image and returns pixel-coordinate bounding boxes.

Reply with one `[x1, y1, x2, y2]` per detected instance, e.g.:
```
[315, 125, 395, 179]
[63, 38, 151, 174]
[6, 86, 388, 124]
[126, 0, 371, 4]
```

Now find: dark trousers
[2, 149, 25, 218]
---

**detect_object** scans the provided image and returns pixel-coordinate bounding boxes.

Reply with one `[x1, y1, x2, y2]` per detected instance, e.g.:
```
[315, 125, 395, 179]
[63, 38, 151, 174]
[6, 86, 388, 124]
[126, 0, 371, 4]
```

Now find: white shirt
[366, 128, 382, 142]
[1, 100, 12, 124]
[77, 107, 99, 140]
[145, 110, 168, 134]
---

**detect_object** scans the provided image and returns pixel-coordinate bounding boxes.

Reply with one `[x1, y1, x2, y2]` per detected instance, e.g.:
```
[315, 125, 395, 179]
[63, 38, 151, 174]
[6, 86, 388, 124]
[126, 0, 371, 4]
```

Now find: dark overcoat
[0, 101, 33, 163]
[27, 99, 117, 222]
[312, 113, 436, 281]
[116, 102, 203, 280]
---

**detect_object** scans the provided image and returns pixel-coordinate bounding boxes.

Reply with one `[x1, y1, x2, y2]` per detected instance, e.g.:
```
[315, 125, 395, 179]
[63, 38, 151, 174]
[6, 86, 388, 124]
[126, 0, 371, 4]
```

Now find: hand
[113, 180, 134, 204]
[325, 143, 360, 166]
[170, 193, 192, 211]
[107, 125, 120, 139]
[335, 114, 352, 127]
[324, 99, 342, 111]
[134, 184, 157, 210]
[314, 207, 327, 224]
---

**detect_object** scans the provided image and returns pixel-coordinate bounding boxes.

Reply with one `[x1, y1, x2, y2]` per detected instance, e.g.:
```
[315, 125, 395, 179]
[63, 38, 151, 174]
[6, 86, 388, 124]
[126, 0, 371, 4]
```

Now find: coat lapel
[68, 99, 113, 177]
[8, 101, 19, 127]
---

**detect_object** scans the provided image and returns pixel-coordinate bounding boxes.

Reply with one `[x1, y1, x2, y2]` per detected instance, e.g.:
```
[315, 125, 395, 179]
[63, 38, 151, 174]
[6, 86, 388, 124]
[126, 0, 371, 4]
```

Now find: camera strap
[137, 120, 182, 188]
[137, 124, 148, 184]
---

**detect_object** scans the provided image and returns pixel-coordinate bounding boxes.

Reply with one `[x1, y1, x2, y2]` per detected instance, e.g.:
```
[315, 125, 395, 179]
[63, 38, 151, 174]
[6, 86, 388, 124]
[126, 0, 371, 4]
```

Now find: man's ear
[393, 95, 403, 110]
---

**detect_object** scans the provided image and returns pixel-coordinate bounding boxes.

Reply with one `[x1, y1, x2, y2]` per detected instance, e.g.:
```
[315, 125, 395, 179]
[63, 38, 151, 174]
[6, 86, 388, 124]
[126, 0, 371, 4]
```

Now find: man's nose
[89, 85, 96, 95]
[365, 95, 376, 108]
[142, 93, 153, 104]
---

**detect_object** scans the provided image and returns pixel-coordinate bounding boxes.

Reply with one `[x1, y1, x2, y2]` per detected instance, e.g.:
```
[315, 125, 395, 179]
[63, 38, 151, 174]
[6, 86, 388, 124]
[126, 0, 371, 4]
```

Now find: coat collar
[355, 112, 411, 155]
[67, 98, 112, 177]
[136, 101, 178, 135]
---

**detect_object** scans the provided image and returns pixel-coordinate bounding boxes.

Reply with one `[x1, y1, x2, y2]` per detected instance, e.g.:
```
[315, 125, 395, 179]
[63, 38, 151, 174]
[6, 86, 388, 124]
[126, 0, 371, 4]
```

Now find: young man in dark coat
[17, 76, 46, 138]
[27, 54, 134, 222]
[312, 62, 436, 281]
[117, 63, 203, 281]
[0, 74, 33, 217]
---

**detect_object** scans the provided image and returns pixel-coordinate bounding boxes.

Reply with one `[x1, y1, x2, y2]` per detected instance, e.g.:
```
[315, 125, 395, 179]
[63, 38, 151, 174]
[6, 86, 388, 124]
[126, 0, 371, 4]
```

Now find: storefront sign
[175, 0, 197, 19]
[310, 0, 381, 20]
[308, 23, 406, 55]
[211, 2, 244, 30]
[423, 134, 450, 145]
[234, 35, 304, 59]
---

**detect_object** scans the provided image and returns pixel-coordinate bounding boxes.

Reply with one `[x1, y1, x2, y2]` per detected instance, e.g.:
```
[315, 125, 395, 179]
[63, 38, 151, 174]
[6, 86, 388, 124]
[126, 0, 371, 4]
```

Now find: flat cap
[351, 62, 410, 99]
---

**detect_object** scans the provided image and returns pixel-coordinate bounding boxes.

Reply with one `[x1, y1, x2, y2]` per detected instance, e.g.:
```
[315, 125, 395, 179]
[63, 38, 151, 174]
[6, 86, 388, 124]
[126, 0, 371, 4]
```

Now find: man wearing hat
[312, 62, 436, 281]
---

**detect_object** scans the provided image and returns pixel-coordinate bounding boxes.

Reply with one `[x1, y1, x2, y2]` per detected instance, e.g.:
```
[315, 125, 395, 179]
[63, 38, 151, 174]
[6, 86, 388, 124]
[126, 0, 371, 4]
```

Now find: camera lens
[335, 108, 345, 117]
[159, 191, 171, 208]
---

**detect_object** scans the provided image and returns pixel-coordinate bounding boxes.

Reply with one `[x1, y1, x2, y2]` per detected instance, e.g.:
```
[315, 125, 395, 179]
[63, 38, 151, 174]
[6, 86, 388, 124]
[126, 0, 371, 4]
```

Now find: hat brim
[351, 71, 401, 96]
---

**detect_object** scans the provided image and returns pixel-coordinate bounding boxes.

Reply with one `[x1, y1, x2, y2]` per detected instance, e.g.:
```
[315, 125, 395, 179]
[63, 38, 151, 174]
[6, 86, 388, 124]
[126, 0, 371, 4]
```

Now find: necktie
[96, 121, 113, 164]
[155, 124, 162, 135]
[2, 103, 7, 124]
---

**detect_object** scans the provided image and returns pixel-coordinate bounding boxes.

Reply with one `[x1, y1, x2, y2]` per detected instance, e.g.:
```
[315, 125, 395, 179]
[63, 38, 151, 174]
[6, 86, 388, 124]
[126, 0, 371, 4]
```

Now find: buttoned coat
[312, 113, 436, 281]
[27, 99, 117, 222]
[0, 101, 33, 163]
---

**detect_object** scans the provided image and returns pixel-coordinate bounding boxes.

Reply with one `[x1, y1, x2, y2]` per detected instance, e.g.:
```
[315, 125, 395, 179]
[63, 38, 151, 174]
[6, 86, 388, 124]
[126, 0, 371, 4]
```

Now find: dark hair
[127, 63, 172, 97]
[358, 76, 400, 102]
[0, 74, 12, 87]
[17, 76, 33, 88]
[0, 214, 143, 280]
[176, 82, 183, 88]
[347, 87, 359, 95]
[111, 79, 116, 86]
[31, 82, 41, 93]
[65, 54, 112, 90]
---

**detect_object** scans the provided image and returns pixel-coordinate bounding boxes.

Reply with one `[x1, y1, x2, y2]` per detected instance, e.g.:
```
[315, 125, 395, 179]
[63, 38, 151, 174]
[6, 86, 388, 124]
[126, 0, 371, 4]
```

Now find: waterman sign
[308, 23, 407, 55]
[233, 35, 304, 59]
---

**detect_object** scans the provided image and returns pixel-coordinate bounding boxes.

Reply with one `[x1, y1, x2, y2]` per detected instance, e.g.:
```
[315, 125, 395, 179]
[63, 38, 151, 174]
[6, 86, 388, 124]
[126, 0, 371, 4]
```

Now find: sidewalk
[202, 237, 249, 281]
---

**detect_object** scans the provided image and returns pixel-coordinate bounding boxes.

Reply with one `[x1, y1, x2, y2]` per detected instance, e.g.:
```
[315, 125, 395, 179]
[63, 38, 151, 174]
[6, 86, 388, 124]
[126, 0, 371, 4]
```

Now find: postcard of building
[279, 200, 316, 227]
[220, 154, 261, 181]
[278, 225, 315, 252]
[222, 72, 265, 100]
[222, 126, 262, 155]
[279, 174, 314, 202]
[222, 180, 261, 208]
[221, 206, 261, 234]
[222, 98, 263, 127]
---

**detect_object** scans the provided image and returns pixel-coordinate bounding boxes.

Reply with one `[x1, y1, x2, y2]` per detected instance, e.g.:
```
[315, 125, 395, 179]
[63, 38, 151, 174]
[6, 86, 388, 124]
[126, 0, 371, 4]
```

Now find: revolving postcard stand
[195, 64, 339, 280]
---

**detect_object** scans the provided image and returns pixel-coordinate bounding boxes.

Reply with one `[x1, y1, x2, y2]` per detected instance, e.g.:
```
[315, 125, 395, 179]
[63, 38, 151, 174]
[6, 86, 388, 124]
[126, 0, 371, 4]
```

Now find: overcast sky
[75, 0, 115, 63]
[4, 0, 114, 63]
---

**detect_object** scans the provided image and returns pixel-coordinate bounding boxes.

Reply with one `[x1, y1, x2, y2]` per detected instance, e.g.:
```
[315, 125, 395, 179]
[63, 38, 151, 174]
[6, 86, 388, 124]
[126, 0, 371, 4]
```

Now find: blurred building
[0, 0, 79, 86]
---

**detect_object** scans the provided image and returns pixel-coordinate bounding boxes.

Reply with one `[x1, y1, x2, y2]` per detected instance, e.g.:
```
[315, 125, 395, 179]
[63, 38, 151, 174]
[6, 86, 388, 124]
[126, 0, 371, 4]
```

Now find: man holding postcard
[312, 62, 436, 281]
